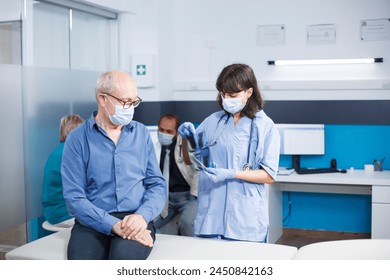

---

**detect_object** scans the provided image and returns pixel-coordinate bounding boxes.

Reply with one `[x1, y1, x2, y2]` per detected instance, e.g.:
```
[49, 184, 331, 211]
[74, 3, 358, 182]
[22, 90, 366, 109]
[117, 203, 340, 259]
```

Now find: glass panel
[0, 21, 21, 65]
[0, 64, 25, 231]
[32, 2, 69, 68]
[71, 10, 114, 72]
[31, 2, 118, 71]
[0, 64, 100, 243]
[22, 66, 100, 222]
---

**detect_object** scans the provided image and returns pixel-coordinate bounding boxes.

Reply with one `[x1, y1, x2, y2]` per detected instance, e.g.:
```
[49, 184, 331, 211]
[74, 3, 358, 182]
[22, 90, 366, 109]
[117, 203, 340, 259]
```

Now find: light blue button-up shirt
[61, 113, 167, 235]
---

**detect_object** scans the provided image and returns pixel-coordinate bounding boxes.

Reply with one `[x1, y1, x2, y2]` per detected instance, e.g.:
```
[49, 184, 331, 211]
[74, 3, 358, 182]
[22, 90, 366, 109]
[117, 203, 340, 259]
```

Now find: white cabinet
[266, 183, 283, 244]
[372, 185, 390, 239]
[274, 172, 390, 241]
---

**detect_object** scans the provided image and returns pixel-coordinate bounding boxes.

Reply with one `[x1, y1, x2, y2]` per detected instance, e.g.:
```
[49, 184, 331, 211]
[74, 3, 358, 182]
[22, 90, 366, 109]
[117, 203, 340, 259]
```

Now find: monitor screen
[276, 124, 325, 155]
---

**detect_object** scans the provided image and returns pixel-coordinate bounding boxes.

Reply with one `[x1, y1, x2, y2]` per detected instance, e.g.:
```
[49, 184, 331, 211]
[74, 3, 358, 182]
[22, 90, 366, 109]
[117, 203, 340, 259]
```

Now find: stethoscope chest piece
[242, 163, 252, 171]
[242, 118, 255, 172]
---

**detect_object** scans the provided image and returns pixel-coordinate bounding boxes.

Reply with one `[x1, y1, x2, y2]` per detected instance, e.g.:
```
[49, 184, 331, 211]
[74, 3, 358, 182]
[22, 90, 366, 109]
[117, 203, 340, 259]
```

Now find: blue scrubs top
[194, 110, 280, 242]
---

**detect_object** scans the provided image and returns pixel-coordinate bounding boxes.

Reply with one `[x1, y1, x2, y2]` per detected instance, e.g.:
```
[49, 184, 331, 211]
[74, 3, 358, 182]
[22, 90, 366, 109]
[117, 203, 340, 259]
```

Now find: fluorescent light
[268, 58, 383, 66]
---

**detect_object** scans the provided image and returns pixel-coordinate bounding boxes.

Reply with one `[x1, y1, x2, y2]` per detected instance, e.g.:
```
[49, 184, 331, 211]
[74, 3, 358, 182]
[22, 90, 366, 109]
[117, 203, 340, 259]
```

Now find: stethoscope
[177, 139, 184, 163]
[205, 114, 230, 147]
[201, 114, 255, 171]
[242, 118, 254, 171]
[177, 149, 183, 163]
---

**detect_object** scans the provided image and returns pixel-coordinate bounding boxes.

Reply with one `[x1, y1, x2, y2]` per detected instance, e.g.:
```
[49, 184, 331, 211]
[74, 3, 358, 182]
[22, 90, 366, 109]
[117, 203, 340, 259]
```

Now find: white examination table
[5, 228, 297, 260]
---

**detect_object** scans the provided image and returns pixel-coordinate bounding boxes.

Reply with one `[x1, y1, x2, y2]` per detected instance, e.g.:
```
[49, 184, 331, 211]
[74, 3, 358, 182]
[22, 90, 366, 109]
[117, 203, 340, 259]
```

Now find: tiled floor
[0, 223, 26, 260]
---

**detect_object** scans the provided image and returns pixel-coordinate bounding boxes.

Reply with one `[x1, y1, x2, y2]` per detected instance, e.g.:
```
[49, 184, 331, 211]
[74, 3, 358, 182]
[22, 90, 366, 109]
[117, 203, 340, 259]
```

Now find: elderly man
[62, 70, 166, 260]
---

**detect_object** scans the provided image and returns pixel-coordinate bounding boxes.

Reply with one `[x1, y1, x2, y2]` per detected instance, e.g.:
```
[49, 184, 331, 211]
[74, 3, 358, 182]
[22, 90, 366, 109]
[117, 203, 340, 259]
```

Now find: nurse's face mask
[221, 89, 252, 114]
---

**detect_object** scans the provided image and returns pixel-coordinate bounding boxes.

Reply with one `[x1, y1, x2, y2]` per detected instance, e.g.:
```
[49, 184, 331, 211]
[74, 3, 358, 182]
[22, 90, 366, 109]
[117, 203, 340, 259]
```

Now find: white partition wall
[0, 65, 25, 232]
[0, 64, 100, 243]
[0, 0, 122, 246]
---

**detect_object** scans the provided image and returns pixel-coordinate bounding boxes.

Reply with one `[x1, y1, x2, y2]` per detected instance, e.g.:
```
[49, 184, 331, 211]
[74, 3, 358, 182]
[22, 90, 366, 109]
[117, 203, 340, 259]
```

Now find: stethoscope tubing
[203, 113, 255, 170]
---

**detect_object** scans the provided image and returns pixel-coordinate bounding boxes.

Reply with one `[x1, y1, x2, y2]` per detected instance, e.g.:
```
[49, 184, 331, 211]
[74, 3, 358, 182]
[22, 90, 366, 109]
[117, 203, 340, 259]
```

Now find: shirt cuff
[260, 164, 278, 180]
[103, 214, 121, 235]
[134, 209, 152, 224]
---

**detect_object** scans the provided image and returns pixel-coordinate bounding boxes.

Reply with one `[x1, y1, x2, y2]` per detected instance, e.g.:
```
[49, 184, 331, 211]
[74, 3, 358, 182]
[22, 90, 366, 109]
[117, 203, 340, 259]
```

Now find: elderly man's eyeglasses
[103, 92, 142, 109]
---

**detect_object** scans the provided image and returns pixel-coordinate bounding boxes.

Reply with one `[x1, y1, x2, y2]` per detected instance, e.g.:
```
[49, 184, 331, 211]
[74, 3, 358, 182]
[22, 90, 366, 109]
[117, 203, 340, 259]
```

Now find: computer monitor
[276, 124, 325, 170]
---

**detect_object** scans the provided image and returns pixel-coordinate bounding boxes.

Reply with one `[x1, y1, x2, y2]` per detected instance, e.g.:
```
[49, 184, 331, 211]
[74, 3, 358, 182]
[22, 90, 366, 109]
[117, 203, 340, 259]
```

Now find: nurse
[179, 63, 280, 242]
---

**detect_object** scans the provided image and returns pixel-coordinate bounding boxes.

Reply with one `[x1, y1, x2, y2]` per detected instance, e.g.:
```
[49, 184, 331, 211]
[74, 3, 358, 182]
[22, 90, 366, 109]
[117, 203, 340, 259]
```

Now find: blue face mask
[221, 95, 246, 114]
[105, 98, 134, 126]
[158, 132, 175, 146]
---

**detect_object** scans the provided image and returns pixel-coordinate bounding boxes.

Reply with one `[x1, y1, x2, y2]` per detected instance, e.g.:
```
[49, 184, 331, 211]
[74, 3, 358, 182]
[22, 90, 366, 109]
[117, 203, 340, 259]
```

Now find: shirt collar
[89, 111, 134, 132]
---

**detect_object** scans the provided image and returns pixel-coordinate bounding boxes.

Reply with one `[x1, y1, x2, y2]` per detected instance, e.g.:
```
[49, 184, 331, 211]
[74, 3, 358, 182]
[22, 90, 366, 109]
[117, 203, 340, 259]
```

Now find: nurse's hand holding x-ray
[178, 122, 197, 150]
[204, 167, 235, 183]
[178, 122, 204, 171]
[178, 122, 196, 138]
[179, 122, 236, 179]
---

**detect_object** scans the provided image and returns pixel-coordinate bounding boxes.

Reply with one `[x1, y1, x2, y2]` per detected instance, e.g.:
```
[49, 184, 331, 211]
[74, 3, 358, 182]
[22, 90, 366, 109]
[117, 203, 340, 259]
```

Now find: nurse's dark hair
[159, 113, 181, 130]
[216, 63, 264, 119]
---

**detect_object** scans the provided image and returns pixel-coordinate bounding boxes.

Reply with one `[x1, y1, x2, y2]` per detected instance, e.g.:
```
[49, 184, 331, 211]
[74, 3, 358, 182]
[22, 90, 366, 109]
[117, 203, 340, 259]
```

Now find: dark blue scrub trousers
[67, 212, 156, 260]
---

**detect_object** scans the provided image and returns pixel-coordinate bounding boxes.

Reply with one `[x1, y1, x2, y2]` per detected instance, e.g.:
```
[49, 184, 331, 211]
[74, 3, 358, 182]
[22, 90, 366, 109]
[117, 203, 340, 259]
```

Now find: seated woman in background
[42, 114, 84, 228]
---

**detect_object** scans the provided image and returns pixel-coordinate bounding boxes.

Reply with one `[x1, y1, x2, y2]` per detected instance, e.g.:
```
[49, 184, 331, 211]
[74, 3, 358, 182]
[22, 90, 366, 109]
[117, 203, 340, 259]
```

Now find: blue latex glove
[178, 122, 198, 152]
[189, 152, 206, 171]
[204, 167, 235, 183]
[178, 122, 196, 139]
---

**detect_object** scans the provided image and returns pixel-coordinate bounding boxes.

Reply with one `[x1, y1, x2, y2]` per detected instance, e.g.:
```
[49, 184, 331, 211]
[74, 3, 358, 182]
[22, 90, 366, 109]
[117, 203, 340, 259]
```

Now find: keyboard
[296, 168, 340, 175]
[277, 168, 295, 176]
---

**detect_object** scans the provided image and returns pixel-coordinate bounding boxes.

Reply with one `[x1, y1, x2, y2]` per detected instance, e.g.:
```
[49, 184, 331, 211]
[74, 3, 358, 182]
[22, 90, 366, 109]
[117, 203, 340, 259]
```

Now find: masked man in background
[153, 114, 198, 236]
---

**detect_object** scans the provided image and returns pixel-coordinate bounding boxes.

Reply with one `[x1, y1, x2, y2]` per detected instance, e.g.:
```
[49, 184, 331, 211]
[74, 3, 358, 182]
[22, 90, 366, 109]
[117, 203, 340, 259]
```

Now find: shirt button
[117, 188, 119, 191]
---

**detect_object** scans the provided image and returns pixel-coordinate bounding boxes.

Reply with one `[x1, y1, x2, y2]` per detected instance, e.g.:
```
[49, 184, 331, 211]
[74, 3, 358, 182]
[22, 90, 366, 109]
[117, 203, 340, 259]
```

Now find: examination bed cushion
[5, 228, 297, 260]
[292, 239, 390, 260]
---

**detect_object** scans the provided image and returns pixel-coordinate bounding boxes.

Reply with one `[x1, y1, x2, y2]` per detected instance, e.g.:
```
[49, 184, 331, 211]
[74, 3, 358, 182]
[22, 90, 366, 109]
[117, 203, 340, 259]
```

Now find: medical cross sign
[136, 65, 146, 75]
[132, 54, 154, 87]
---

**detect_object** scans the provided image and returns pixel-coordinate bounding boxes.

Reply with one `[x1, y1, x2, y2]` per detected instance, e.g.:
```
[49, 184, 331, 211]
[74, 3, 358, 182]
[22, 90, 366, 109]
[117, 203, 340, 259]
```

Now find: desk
[267, 170, 390, 243]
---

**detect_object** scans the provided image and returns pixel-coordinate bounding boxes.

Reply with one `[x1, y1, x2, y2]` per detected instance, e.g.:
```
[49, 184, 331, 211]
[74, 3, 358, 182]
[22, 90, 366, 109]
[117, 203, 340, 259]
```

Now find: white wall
[168, 0, 390, 101]
[172, 0, 389, 81]
[123, 0, 161, 101]
[95, 0, 390, 101]
[2, 0, 389, 101]
[0, 0, 21, 21]
[65, 0, 163, 101]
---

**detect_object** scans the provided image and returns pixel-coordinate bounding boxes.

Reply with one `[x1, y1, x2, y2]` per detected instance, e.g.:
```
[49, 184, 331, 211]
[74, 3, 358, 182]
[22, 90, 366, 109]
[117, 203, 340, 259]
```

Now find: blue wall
[281, 124, 390, 232]
[282, 192, 372, 232]
[279, 124, 390, 170]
